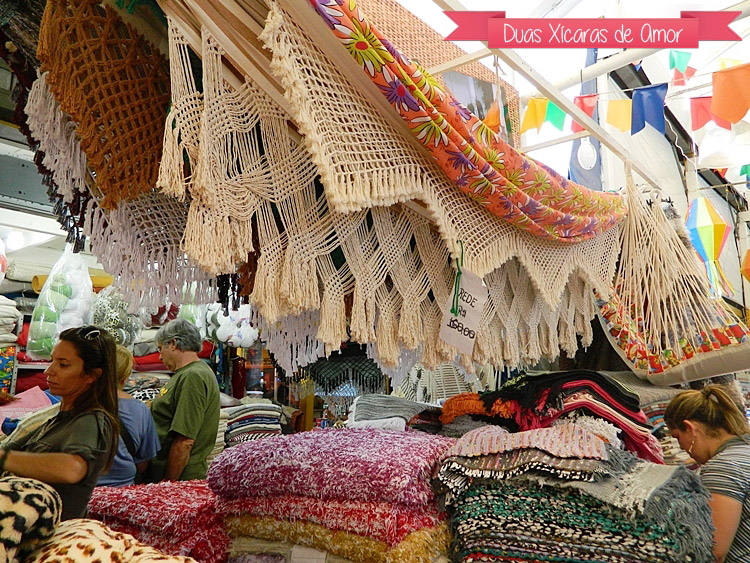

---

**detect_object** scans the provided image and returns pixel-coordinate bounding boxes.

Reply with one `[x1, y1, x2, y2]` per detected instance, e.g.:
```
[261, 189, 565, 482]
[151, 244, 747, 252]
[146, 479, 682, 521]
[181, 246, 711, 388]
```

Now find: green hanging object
[669, 50, 691, 73]
[544, 101, 566, 131]
[740, 164, 750, 178]
[450, 240, 465, 316]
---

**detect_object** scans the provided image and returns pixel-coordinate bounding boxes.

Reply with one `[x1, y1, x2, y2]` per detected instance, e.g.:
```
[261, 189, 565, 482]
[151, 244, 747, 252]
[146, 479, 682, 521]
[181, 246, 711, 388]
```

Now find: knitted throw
[37, 0, 170, 209]
[207, 428, 455, 507]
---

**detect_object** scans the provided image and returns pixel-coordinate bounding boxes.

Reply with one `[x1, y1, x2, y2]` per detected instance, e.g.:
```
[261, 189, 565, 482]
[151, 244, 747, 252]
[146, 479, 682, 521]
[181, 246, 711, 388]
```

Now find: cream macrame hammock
[157, 13, 614, 383]
[157, 1, 750, 386]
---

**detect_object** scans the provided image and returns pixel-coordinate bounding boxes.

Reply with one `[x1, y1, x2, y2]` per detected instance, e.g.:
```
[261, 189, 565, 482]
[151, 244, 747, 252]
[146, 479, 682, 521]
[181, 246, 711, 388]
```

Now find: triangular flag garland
[519, 65, 750, 137]
[520, 98, 567, 133]
[571, 94, 598, 133]
[673, 66, 696, 87]
[606, 99, 632, 132]
[711, 63, 750, 124]
[519, 97, 548, 134]
[719, 58, 743, 70]
[631, 83, 667, 135]
[545, 101, 566, 131]
[690, 97, 731, 131]
[740, 164, 750, 178]
[669, 50, 691, 73]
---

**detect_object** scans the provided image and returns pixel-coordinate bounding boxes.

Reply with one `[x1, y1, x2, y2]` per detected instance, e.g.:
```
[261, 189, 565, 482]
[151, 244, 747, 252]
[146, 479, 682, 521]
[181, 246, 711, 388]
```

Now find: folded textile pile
[223, 402, 282, 447]
[208, 428, 454, 562]
[208, 409, 229, 465]
[87, 480, 229, 563]
[486, 370, 662, 462]
[602, 371, 683, 428]
[0, 297, 19, 394]
[348, 394, 439, 432]
[436, 423, 714, 562]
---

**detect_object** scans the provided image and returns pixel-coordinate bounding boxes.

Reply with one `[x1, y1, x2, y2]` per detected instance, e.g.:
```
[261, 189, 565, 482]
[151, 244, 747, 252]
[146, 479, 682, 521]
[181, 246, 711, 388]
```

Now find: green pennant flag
[741, 164, 750, 178]
[544, 101, 566, 131]
[669, 50, 691, 73]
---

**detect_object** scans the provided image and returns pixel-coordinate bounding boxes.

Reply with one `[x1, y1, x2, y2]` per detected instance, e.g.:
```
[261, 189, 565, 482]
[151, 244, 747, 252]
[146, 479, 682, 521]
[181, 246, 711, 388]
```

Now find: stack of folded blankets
[223, 402, 282, 447]
[208, 409, 229, 465]
[602, 370, 695, 466]
[463, 370, 663, 462]
[208, 428, 455, 562]
[87, 480, 229, 563]
[0, 296, 19, 393]
[347, 394, 440, 432]
[436, 423, 714, 563]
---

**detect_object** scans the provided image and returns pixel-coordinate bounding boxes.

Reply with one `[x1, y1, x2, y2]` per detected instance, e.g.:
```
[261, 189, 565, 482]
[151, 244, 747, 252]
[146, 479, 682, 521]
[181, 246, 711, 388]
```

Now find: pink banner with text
[444, 11, 740, 48]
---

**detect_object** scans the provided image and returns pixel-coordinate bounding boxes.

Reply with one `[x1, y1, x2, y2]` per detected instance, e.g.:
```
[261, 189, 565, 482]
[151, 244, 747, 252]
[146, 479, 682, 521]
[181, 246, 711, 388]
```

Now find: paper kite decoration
[686, 197, 734, 297]
[742, 249, 750, 283]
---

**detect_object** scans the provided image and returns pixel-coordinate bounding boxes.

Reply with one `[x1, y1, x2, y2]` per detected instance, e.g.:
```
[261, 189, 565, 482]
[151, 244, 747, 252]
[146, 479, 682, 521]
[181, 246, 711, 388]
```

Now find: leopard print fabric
[0, 476, 61, 563]
[25, 519, 199, 562]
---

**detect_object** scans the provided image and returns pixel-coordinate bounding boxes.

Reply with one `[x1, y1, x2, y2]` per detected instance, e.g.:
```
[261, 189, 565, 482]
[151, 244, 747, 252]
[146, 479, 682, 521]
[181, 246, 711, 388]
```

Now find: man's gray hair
[155, 318, 202, 352]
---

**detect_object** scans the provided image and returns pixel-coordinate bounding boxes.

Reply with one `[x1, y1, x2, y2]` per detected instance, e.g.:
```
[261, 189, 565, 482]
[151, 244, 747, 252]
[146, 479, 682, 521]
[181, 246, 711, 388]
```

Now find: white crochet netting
[25, 72, 88, 203]
[83, 190, 216, 310]
[157, 20, 617, 373]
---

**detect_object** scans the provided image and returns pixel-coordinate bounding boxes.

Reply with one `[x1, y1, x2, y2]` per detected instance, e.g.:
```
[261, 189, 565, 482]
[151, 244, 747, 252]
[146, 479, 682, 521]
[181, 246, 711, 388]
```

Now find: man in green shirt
[146, 319, 219, 481]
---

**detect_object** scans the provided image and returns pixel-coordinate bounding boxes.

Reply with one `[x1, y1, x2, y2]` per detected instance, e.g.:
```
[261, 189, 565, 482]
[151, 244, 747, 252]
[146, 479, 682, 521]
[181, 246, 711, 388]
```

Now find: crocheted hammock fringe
[37, 0, 170, 209]
[23, 73, 214, 311]
[157, 16, 617, 380]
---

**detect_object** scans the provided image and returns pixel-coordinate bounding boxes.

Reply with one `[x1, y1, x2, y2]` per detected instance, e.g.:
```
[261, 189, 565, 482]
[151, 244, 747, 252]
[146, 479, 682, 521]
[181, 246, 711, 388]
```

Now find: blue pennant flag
[631, 83, 668, 135]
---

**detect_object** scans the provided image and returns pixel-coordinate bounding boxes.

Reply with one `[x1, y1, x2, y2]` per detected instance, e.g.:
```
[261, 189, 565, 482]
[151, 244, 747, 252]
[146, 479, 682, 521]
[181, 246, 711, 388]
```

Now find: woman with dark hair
[0, 326, 119, 520]
[665, 384, 750, 563]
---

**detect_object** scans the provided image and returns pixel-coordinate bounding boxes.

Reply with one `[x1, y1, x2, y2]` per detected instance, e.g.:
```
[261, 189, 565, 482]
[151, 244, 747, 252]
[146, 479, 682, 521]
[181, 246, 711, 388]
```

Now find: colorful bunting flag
[673, 66, 696, 86]
[711, 63, 750, 124]
[606, 99, 632, 132]
[719, 58, 743, 70]
[740, 164, 750, 178]
[572, 94, 599, 133]
[690, 97, 731, 130]
[631, 83, 667, 135]
[545, 100, 566, 131]
[520, 97, 548, 134]
[669, 50, 691, 73]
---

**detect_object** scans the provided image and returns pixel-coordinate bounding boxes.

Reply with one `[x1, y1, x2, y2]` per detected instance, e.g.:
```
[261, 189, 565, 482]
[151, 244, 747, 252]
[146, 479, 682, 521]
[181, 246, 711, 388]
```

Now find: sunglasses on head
[77, 326, 102, 341]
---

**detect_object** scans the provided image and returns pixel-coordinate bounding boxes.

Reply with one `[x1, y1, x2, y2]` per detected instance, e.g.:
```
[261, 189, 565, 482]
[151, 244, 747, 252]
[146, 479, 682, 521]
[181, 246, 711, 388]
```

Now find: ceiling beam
[520, 130, 589, 153]
[427, 48, 491, 77]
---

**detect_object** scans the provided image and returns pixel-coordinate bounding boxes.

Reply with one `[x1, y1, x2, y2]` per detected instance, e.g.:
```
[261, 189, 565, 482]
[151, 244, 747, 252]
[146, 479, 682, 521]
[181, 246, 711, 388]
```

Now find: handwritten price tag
[439, 269, 488, 357]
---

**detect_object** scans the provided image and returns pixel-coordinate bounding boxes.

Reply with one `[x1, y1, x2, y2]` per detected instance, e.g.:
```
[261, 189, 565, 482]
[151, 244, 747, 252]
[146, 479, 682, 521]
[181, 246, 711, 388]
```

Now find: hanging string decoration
[685, 197, 734, 298]
[597, 178, 750, 385]
[37, 0, 170, 209]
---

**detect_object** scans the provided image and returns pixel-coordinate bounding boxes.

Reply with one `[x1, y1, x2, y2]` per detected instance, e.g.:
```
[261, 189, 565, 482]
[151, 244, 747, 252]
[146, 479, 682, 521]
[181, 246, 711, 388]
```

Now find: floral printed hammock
[312, 0, 626, 242]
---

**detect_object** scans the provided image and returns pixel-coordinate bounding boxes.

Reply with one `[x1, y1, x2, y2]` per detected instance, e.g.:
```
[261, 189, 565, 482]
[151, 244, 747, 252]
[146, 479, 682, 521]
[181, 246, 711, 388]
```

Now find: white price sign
[439, 268, 488, 357]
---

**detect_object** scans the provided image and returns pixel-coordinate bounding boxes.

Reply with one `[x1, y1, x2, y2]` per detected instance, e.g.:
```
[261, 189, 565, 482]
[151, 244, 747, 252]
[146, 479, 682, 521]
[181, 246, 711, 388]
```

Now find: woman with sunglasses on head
[0, 326, 119, 520]
[665, 384, 750, 563]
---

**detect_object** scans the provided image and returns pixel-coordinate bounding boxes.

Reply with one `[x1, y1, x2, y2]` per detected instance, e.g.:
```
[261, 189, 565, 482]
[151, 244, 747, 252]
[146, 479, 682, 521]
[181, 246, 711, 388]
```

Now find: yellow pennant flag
[520, 98, 548, 134]
[607, 99, 632, 132]
[719, 58, 743, 70]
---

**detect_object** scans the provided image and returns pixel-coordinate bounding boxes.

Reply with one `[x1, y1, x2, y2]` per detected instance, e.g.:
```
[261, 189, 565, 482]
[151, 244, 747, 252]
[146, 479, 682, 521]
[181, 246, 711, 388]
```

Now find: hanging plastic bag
[91, 286, 143, 346]
[27, 245, 94, 360]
